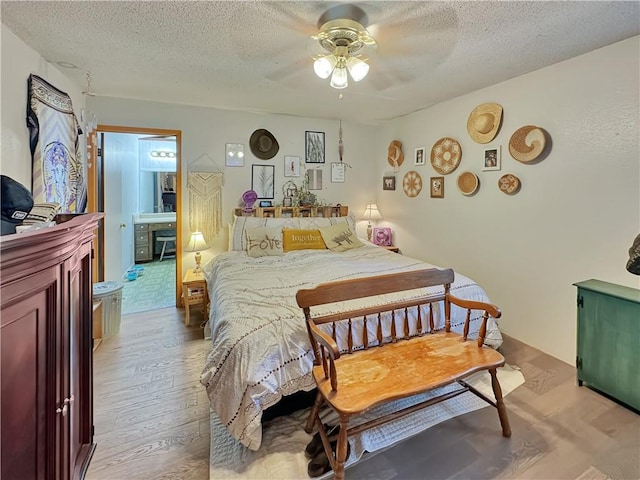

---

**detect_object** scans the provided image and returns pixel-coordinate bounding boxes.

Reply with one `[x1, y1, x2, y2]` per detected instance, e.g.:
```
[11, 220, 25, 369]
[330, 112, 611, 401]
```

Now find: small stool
[157, 236, 176, 261]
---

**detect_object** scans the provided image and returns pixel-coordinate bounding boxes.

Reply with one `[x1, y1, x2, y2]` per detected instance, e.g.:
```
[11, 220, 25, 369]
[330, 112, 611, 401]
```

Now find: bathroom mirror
[139, 172, 177, 213]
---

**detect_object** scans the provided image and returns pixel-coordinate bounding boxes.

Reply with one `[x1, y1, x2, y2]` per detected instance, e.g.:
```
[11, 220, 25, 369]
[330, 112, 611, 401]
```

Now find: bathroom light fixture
[311, 19, 377, 90]
[150, 151, 176, 158]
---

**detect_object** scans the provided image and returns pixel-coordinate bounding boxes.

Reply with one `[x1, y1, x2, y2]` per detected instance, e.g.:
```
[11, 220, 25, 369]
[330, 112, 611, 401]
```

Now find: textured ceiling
[2, 1, 639, 125]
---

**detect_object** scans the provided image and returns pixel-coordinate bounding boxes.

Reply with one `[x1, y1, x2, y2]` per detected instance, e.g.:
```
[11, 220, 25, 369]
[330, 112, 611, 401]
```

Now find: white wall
[0, 24, 86, 187]
[4, 20, 638, 366]
[376, 36, 640, 364]
[86, 96, 380, 269]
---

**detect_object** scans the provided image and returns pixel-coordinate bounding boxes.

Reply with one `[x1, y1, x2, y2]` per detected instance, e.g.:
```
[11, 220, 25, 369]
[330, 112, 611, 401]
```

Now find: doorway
[89, 125, 183, 311]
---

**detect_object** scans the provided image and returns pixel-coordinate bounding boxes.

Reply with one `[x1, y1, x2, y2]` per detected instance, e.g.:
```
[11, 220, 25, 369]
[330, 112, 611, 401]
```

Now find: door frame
[87, 125, 183, 308]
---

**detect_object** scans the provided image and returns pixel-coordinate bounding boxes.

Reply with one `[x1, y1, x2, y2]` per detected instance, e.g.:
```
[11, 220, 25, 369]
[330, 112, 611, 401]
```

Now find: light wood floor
[87, 308, 639, 480]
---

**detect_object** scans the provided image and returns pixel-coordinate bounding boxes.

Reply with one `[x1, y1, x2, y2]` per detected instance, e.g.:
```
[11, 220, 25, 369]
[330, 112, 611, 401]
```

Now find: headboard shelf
[233, 205, 349, 218]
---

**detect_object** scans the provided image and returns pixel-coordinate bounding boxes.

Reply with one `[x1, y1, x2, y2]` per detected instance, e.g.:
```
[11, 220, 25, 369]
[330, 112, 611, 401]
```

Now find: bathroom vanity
[133, 213, 176, 263]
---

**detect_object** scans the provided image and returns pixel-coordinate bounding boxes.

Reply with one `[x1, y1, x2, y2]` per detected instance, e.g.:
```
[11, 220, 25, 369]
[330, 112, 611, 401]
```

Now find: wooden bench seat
[314, 331, 505, 415]
[296, 268, 511, 480]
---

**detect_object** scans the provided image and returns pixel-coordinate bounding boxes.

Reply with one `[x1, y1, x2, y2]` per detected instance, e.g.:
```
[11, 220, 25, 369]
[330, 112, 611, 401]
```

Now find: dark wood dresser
[1, 213, 103, 480]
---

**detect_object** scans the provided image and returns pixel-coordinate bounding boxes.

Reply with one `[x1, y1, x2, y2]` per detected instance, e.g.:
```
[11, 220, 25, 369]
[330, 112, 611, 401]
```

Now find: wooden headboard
[233, 205, 349, 218]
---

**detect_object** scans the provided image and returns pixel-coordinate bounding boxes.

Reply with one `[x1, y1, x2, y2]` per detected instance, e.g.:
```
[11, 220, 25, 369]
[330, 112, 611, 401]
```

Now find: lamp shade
[363, 202, 382, 221]
[185, 231, 208, 252]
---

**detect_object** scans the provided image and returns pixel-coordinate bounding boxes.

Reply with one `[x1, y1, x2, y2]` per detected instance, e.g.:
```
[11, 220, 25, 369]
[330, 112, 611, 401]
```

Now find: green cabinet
[574, 279, 640, 411]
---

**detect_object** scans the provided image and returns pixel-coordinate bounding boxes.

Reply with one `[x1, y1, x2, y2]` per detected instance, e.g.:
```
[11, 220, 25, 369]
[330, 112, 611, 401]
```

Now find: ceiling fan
[259, 2, 459, 92]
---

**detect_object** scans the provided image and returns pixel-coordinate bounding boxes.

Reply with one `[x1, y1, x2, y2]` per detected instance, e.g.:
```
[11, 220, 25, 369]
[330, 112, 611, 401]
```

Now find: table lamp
[185, 231, 209, 273]
[362, 202, 382, 242]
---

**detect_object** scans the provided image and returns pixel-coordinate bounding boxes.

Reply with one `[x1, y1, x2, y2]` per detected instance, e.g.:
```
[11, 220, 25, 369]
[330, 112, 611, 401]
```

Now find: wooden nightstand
[182, 268, 209, 326]
[382, 246, 400, 253]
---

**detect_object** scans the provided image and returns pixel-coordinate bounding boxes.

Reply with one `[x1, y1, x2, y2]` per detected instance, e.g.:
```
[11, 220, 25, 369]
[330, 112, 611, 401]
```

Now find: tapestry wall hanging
[27, 74, 87, 213]
[187, 172, 223, 243]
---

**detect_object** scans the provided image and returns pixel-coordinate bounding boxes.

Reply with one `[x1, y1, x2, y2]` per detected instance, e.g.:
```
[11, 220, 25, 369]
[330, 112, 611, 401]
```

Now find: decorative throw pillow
[318, 223, 364, 252]
[231, 216, 299, 251]
[245, 227, 284, 257]
[282, 229, 327, 252]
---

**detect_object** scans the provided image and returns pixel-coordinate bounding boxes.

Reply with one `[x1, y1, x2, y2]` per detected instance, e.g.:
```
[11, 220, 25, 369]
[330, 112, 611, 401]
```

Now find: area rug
[121, 259, 176, 315]
[209, 365, 524, 479]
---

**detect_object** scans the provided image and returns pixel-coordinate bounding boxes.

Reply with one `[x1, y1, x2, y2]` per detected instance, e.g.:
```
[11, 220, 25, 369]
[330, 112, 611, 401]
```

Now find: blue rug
[121, 259, 176, 315]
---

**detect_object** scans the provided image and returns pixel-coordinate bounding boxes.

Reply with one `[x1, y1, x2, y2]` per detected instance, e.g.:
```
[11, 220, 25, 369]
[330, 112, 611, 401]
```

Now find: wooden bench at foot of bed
[296, 268, 511, 480]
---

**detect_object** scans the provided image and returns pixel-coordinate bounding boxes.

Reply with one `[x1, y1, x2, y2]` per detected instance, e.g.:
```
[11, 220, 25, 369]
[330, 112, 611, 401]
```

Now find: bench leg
[333, 417, 350, 480]
[305, 390, 324, 434]
[489, 368, 512, 437]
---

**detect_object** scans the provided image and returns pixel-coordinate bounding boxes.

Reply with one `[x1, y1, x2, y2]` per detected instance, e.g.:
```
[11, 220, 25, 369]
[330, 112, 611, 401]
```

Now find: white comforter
[200, 244, 502, 450]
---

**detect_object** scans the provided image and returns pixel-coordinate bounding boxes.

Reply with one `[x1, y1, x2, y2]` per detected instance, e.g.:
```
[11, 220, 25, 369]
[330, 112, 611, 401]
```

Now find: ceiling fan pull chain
[338, 120, 344, 162]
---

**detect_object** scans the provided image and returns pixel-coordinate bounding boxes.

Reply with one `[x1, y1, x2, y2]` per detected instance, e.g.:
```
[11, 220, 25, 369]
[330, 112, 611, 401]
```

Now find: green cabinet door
[574, 280, 640, 412]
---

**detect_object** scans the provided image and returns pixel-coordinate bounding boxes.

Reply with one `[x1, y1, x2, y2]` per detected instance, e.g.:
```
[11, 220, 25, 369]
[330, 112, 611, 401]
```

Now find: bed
[199, 209, 502, 451]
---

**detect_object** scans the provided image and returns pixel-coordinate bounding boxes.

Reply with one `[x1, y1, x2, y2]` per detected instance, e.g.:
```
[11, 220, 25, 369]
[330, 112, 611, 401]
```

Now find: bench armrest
[308, 321, 341, 360]
[448, 294, 502, 319]
[448, 294, 502, 347]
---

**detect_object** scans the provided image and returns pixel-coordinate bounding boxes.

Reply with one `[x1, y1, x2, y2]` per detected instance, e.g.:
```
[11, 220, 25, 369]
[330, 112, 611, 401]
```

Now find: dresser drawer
[135, 232, 149, 246]
[135, 246, 151, 261]
[149, 222, 175, 230]
[135, 223, 149, 232]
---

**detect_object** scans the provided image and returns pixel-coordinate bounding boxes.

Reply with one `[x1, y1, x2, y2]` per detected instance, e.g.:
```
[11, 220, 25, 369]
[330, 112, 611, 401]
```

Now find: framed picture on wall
[430, 176, 444, 198]
[331, 162, 345, 183]
[305, 131, 325, 163]
[225, 143, 245, 167]
[482, 145, 501, 171]
[383, 176, 396, 190]
[251, 164, 275, 199]
[307, 168, 323, 190]
[284, 155, 300, 177]
[414, 147, 426, 166]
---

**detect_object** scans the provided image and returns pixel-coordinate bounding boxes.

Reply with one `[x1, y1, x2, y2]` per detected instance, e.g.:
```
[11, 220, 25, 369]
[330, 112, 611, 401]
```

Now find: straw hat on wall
[387, 140, 404, 169]
[467, 103, 503, 144]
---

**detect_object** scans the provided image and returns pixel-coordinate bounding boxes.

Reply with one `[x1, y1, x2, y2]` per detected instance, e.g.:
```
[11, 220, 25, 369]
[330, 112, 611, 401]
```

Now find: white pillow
[229, 212, 355, 251]
[298, 212, 357, 232]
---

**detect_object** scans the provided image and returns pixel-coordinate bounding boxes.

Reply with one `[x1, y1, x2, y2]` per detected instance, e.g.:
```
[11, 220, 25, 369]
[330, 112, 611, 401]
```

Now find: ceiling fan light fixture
[330, 66, 348, 89]
[313, 55, 337, 79]
[346, 56, 369, 82]
[311, 17, 376, 90]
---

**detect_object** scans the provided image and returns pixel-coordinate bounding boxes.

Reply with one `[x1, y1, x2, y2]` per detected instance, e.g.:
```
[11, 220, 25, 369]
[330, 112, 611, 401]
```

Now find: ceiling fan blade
[248, 1, 319, 36]
[366, 3, 459, 57]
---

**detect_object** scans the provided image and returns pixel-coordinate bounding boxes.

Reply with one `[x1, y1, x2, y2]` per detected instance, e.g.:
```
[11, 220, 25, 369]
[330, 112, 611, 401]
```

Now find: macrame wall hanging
[187, 154, 224, 243]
